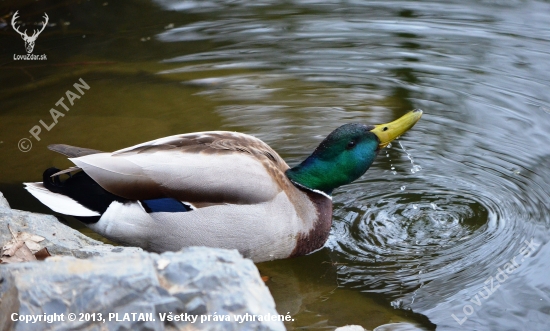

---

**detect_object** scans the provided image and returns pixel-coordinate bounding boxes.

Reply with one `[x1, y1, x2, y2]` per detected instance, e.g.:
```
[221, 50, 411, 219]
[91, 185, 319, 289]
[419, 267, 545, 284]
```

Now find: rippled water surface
[2, 1, 550, 330]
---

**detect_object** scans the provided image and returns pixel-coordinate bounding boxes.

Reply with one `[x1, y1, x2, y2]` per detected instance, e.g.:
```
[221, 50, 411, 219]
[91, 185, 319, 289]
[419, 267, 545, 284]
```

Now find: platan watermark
[18, 78, 90, 152]
[451, 238, 540, 325]
[11, 10, 48, 60]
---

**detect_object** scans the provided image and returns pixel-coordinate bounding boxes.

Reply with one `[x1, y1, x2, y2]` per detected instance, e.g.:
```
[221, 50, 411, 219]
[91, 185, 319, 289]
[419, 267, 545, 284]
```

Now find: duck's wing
[48, 144, 104, 158]
[61, 131, 290, 205]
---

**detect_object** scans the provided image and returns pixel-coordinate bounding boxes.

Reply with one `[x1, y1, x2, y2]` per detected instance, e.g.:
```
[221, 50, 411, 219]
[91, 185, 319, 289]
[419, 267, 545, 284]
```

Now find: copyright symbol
[68, 313, 76, 321]
[18, 138, 32, 152]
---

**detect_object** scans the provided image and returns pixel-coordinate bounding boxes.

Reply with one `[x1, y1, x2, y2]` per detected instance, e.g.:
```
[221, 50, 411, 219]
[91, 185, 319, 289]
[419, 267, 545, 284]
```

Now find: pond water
[2, 1, 550, 330]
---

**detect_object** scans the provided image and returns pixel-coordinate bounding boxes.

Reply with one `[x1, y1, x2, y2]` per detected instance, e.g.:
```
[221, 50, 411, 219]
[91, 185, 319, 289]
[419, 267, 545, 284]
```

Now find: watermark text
[18, 78, 90, 152]
[451, 238, 540, 325]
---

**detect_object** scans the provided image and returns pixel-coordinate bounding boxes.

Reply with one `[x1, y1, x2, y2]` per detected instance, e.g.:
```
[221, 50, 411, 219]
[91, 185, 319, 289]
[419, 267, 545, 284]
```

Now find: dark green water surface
[2, 1, 550, 330]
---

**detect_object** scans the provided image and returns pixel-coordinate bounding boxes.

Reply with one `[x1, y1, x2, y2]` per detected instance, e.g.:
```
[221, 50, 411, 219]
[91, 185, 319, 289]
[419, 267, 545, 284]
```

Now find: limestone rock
[0, 194, 141, 258]
[0, 247, 285, 331]
[335, 325, 366, 331]
[0, 192, 9, 209]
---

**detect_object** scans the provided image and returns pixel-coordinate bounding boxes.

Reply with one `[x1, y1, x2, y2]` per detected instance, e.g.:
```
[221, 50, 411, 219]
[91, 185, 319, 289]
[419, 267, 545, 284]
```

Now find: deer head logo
[11, 11, 49, 54]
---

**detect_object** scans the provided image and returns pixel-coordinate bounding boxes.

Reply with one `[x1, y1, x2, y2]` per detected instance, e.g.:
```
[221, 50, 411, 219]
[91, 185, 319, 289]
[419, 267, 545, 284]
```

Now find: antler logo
[12, 10, 49, 54]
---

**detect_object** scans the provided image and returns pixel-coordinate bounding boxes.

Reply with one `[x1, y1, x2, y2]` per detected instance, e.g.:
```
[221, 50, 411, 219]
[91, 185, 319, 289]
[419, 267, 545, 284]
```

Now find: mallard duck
[25, 110, 422, 262]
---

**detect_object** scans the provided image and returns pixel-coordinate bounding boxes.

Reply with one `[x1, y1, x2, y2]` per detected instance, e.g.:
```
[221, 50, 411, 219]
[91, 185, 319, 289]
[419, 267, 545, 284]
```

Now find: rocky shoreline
[0, 192, 285, 331]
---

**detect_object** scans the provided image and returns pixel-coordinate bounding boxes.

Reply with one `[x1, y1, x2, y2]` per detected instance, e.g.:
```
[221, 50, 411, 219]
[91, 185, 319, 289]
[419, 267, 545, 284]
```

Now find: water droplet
[387, 143, 392, 148]
[400, 186, 406, 191]
[430, 203, 437, 210]
[391, 167, 395, 170]
[411, 165, 422, 174]
[391, 299, 403, 309]
[413, 204, 418, 209]
[398, 141, 422, 174]
[511, 168, 521, 175]
[392, 171, 397, 175]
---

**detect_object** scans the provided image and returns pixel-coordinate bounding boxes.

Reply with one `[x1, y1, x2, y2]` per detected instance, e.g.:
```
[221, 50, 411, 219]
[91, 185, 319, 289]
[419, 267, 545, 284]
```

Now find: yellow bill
[370, 109, 423, 148]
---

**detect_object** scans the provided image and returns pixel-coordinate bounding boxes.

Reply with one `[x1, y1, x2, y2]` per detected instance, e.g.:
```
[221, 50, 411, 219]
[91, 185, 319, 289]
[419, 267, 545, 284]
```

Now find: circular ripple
[327, 148, 544, 306]
[352, 192, 486, 257]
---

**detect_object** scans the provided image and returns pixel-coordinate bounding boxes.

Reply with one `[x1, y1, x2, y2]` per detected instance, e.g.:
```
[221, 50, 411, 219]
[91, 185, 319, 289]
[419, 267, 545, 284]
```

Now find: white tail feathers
[24, 182, 100, 217]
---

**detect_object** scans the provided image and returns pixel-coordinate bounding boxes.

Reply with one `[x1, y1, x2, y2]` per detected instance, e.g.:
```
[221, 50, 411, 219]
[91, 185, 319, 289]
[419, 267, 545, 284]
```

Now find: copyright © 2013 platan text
[11, 312, 294, 324]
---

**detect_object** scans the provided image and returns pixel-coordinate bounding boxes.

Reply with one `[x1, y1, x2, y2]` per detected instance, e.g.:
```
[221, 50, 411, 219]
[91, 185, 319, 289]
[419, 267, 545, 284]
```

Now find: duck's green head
[286, 109, 423, 195]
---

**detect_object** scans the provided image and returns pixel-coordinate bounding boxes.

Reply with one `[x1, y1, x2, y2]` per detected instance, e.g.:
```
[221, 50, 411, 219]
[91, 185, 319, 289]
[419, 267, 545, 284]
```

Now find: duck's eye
[346, 140, 356, 149]
[383, 127, 388, 131]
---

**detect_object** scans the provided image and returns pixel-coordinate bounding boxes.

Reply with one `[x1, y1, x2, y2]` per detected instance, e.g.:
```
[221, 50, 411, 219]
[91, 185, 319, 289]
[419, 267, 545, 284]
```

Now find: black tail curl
[43, 167, 128, 223]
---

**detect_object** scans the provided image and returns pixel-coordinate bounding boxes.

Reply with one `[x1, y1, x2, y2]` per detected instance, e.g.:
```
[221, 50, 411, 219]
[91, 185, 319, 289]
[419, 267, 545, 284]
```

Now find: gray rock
[336, 326, 366, 331]
[0, 193, 141, 258]
[0, 191, 9, 209]
[0, 248, 284, 331]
